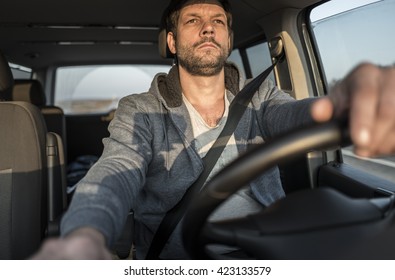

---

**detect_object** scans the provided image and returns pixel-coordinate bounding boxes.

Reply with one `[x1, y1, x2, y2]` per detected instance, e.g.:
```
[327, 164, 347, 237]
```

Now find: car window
[54, 65, 171, 115]
[309, 0, 395, 182]
[246, 42, 273, 78]
[228, 41, 274, 81]
[9, 63, 32, 79]
[228, 49, 246, 78]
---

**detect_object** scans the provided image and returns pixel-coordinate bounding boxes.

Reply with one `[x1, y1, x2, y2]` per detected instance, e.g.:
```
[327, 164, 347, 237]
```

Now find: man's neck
[179, 66, 226, 127]
[179, 66, 225, 105]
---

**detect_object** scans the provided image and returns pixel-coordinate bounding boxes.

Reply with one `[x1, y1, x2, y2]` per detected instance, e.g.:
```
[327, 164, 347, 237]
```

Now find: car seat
[0, 50, 66, 259]
[12, 79, 67, 162]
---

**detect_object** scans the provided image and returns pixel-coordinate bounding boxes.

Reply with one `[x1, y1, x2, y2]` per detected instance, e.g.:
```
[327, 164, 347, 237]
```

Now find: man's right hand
[30, 227, 112, 260]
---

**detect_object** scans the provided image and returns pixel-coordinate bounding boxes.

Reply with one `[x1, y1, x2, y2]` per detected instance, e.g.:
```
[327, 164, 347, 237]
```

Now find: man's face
[167, 3, 231, 76]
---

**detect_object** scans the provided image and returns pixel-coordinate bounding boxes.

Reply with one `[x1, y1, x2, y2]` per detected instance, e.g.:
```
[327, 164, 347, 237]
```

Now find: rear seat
[12, 79, 105, 202]
[8, 77, 68, 231]
[12, 79, 67, 160]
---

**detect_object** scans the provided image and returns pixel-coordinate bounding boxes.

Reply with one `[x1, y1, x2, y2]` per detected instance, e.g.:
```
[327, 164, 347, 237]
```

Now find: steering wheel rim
[182, 119, 351, 259]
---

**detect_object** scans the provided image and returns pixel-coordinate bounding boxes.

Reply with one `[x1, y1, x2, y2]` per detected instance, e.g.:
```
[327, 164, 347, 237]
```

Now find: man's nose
[200, 21, 215, 37]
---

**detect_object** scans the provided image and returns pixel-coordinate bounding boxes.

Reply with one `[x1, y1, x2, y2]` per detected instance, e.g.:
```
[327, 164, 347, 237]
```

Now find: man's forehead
[179, 1, 226, 17]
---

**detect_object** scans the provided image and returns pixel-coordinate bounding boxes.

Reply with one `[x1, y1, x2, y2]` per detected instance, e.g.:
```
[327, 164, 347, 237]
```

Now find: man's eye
[214, 19, 225, 25]
[186, 19, 198, 24]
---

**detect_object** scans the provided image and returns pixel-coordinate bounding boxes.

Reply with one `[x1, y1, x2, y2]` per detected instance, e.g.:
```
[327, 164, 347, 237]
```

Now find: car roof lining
[0, 0, 325, 69]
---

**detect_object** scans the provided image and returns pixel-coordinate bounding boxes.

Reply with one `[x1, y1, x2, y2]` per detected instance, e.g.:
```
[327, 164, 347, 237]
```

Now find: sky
[310, 0, 394, 83]
[310, 0, 381, 21]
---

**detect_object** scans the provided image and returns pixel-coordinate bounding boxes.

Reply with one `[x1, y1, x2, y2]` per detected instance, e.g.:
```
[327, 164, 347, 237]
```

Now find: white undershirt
[182, 91, 238, 181]
[182, 91, 264, 254]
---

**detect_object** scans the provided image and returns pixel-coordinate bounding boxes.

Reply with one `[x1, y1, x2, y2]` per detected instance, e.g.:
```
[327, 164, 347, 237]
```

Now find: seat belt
[145, 60, 278, 259]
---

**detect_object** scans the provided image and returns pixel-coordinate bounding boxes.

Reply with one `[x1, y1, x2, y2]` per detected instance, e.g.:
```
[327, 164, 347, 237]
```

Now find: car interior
[1, 0, 395, 260]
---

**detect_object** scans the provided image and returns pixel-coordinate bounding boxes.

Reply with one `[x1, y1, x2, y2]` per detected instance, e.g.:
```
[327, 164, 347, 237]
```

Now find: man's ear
[167, 32, 177, 55]
[228, 31, 234, 53]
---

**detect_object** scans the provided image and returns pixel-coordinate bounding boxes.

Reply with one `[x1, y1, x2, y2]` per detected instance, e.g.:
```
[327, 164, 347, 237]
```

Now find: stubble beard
[176, 38, 229, 77]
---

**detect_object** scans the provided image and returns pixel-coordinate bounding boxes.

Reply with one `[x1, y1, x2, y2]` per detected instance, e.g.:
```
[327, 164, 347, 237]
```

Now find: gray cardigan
[61, 62, 313, 259]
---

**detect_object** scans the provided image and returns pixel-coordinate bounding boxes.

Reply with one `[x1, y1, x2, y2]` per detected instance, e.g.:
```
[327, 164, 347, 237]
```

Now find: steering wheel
[182, 120, 395, 259]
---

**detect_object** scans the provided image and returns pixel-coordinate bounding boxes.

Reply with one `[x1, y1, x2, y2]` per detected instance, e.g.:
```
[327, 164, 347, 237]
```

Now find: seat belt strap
[145, 61, 278, 259]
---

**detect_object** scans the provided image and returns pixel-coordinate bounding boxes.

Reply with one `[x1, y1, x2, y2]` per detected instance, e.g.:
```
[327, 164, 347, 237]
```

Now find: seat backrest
[0, 101, 48, 259]
[0, 51, 67, 259]
[12, 79, 46, 106]
[12, 79, 67, 160]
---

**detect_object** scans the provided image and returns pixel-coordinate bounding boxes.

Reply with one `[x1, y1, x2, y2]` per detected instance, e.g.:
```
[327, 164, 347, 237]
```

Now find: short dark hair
[162, 0, 233, 37]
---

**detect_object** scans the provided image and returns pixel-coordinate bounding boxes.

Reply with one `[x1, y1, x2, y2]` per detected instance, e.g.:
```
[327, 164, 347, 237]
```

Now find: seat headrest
[0, 50, 14, 101]
[12, 79, 47, 106]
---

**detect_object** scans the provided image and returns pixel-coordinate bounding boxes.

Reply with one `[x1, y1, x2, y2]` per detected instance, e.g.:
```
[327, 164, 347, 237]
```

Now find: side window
[309, 0, 395, 182]
[9, 63, 32, 79]
[228, 41, 274, 81]
[228, 49, 246, 78]
[246, 43, 273, 78]
[54, 65, 171, 115]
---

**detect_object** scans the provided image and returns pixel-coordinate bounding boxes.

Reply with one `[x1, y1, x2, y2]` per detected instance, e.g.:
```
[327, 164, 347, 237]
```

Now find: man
[32, 0, 395, 259]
